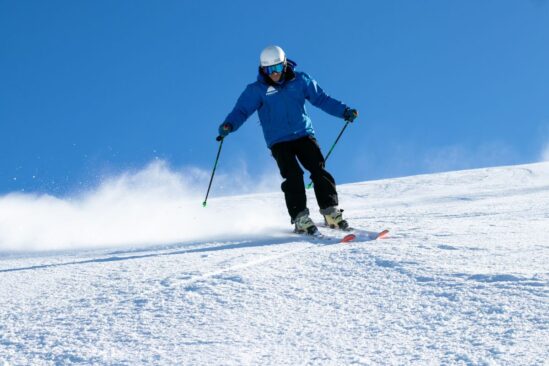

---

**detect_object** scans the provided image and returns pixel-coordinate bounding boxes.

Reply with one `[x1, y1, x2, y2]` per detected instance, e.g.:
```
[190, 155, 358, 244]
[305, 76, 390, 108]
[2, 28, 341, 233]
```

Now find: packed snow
[1, 162, 548, 365]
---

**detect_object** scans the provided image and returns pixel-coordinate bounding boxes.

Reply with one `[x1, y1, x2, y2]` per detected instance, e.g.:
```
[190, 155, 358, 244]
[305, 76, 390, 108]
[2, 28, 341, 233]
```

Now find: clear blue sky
[1, 0, 548, 195]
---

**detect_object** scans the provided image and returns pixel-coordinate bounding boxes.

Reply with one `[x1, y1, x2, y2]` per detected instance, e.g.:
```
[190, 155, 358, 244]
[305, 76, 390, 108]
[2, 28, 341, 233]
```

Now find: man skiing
[218, 45, 358, 235]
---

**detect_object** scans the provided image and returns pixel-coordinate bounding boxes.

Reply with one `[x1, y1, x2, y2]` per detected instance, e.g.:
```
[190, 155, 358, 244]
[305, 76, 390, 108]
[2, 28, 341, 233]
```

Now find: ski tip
[340, 233, 357, 243]
[375, 229, 389, 239]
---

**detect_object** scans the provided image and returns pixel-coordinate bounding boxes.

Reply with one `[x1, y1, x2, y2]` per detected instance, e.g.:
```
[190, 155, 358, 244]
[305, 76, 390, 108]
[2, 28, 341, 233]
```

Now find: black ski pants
[270, 136, 338, 221]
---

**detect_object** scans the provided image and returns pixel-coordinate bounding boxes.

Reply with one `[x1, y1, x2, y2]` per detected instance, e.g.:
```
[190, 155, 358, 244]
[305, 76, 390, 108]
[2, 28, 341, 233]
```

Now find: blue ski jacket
[224, 61, 349, 148]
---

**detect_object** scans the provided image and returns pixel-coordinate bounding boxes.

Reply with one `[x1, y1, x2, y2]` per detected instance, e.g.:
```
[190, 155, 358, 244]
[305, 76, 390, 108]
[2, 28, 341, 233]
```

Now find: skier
[218, 45, 358, 235]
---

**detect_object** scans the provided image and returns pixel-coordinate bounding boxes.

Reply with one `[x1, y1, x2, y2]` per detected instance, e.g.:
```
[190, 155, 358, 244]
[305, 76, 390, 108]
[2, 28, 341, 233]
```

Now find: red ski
[325, 227, 390, 243]
[374, 229, 390, 239]
[294, 229, 389, 244]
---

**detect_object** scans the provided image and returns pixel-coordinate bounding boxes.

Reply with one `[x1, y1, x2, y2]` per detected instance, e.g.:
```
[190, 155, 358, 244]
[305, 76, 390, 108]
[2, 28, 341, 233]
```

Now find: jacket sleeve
[224, 84, 262, 132]
[302, 73, 347, 119]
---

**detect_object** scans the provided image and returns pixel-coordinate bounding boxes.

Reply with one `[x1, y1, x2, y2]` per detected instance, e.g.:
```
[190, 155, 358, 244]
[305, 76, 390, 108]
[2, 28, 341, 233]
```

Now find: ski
[321, 225, 390, 242]
[292, 230, 357, 244]
[292, 226, 388, 244]
[374, 229, 390, 240]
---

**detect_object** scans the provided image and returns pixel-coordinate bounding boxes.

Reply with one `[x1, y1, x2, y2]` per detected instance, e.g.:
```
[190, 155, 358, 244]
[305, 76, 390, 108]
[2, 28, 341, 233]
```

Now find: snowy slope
[1, 163, 548, 365]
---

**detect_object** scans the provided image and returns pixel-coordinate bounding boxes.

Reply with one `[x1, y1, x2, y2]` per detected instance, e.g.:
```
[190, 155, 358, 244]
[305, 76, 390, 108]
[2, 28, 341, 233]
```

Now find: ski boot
[293, 209, 319, 235]
[321, 206, 350, 230]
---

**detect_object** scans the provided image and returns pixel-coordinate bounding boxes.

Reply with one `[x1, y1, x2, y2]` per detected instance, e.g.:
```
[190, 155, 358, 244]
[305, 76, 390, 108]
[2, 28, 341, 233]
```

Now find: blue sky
[1, 0, 548, 195]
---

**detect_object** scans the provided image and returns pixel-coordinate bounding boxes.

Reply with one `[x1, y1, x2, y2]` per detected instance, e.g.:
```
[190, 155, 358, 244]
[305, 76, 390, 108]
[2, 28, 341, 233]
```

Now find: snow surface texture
[1, 162, 548, 365]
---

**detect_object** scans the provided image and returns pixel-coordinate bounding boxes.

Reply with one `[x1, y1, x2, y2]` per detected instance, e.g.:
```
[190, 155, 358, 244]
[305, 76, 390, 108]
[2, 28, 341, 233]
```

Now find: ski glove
[343, 108, 358, 123]
[218, 122, 233, 138]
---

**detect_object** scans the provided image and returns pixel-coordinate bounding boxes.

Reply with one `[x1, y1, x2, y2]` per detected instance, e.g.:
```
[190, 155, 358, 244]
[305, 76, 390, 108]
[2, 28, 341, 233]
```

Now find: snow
[1, 162, 548, 365]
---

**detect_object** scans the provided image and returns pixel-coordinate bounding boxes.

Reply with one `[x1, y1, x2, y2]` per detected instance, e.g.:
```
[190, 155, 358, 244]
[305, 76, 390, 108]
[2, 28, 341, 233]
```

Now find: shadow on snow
[0, 234, 305, 273]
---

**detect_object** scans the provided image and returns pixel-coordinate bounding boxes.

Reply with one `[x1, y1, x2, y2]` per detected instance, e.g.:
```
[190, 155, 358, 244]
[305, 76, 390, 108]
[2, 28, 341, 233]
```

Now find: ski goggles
[263, 62, 285, 75]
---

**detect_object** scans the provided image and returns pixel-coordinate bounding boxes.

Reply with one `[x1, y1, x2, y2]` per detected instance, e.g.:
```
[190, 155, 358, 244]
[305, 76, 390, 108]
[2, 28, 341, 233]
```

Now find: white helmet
[260, 45, 286, 67]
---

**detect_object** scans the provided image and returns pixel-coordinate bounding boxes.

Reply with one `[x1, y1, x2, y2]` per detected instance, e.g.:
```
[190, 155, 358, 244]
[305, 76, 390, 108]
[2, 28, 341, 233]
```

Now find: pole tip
[202, 201, 207, 207]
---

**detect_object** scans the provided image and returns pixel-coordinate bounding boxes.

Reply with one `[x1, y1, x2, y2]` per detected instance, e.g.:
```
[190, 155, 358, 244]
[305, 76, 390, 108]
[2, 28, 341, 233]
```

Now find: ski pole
[202, 135, 225, 207]
[306, 121, 351, 189]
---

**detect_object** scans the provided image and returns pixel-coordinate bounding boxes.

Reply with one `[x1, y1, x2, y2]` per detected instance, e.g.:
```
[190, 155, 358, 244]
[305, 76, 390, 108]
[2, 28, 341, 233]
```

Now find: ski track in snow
[1, 163, 549, 365]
